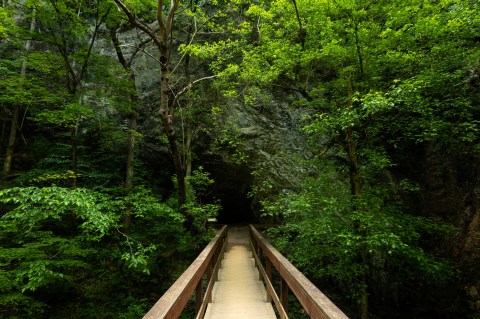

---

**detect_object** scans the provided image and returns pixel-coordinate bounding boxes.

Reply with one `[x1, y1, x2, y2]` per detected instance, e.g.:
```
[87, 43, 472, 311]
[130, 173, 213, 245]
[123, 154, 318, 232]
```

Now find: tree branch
[113, 0, 163, 50]
[77, 3, 113, 83]
[172, 75, 217, 109]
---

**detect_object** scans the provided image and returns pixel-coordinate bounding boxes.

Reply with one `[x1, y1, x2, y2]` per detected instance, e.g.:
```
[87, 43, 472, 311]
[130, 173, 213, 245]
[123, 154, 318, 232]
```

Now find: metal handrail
[249, 225, 349, 319]
[143, 225, 228, 319]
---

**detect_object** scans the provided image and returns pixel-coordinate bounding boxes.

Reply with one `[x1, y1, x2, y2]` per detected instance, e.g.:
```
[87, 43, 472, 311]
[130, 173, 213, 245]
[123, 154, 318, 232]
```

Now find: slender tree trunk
[113, 0, 189, 224]
[110, 27, 138, 194]
[110, 26, 141, 231]
[185, 124, 192, 177]
[3, 107, 19, 178]
[71, 123, 79, 188]
[344, 128, 369, 319]
[125, 115, 136, 191]
[345, 77, 368, 319]
[123, 115, 137, 229]
[2, 10, 35, 180]
[0, 119, 6, 156]
[346, 127, 361, 197]
[354, 22, 364, 78]
[159, 66, 187, 207]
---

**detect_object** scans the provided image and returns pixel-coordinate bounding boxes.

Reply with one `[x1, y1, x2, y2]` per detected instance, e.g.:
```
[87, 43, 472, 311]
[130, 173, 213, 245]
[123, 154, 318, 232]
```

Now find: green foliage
[0, 54, 66, 109]
[0, 0, 477, 317]
[263, 164, 456, 316]
[0, 183, 209, 318]
[0, 7, 17, 41]
[170, 168, 221, 234]
[0, 186, 118, 239]
[34, 103, 94, 128]
[210, 115, 250, 164]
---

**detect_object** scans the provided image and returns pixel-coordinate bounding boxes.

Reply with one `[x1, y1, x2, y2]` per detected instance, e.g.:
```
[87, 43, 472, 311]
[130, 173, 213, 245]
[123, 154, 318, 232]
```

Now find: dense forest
[0, 0, 479, 318]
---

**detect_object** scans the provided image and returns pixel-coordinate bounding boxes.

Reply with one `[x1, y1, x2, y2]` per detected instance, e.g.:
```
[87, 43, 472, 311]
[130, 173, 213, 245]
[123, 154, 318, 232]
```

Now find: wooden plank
[204, 226, 276, 319]
[249, 225, 349, 319]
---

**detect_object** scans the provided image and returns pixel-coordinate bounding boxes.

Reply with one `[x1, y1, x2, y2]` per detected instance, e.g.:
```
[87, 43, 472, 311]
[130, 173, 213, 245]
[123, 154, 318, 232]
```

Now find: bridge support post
[195, 277, 203, 314]
[208, 253, 214, 282]
[266, 259, 272, 303]
[281, 278, 288, 314]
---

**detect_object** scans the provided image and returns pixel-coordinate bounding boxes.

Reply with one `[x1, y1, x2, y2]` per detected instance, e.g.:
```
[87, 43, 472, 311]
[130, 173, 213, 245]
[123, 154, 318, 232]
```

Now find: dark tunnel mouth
[204, 160, 256, 225]
[216, 195, 255, 225]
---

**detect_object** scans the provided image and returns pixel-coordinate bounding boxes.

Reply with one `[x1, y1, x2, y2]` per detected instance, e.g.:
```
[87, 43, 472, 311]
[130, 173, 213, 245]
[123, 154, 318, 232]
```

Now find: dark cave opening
[216, 189, 255, 224]
[205, 160, 256, 225]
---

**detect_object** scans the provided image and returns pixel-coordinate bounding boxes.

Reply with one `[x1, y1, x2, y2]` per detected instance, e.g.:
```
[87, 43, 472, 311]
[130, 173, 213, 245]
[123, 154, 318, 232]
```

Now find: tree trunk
[345, 128, 369, 319]
[113, 0, 188, 224]
[2, 106, 19, 179]
[109, 26, 138, 194]
[125, 115, 136, 192]
[0, 119, 6, 156]
[123, 115, 137, 229]
[71, 123, 79, 188]
[159, 66, 187, 208]
[2, 10, 35, 181]
[110, 26, 141, 230]
[185, 124, 192, 177]
[346, 127, 361, 197]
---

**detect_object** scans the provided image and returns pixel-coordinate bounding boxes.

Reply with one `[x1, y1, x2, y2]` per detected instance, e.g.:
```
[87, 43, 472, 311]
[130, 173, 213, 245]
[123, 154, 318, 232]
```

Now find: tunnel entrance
[217, 188, 255, 224]
[204, 160, 256, 225]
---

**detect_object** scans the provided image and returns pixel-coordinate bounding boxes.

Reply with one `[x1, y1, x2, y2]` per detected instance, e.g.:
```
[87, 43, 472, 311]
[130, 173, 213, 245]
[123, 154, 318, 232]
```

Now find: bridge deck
[204, 226, 277, 319]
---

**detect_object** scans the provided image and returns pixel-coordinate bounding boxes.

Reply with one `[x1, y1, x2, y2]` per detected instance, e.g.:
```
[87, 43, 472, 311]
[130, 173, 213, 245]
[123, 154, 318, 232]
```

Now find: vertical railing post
[281, 278, 288, 315]
[195, 279, 203, 314]
[258, 249, 263, 280]
[266, 259, 272, 303]
[207, 257, 213, 282]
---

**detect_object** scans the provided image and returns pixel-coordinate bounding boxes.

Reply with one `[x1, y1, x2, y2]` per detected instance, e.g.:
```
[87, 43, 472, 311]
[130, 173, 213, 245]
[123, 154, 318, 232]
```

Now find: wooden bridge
[142, 225, 349, 319]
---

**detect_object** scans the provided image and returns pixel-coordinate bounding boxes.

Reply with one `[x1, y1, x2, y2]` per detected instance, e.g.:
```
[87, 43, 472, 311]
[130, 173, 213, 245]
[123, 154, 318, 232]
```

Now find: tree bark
[113, 0, 193, 226]
[110, 26, 139, 193]
[185, 123, 192, 177]
[160, 65, 187, 207]
[2, 10, 35, 180]
[71, 123, 79, 188]
[2, 106, 19, 179]
[345, 127, 361, 197]
[125, 116, 136, 192]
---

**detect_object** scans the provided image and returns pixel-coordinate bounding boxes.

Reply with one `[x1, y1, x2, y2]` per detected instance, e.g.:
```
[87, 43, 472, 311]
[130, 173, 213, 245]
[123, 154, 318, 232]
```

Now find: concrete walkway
[204, 226, 277, 319]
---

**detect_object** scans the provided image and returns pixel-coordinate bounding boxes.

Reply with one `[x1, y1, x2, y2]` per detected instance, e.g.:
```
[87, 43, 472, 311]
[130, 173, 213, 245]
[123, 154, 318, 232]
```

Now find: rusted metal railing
[143, 225, 228, 319]
[249, 225, 349, 319]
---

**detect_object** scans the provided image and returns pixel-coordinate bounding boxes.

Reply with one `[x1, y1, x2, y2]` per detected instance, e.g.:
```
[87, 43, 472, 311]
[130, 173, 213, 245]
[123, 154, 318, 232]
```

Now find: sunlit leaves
[33, 103, 94, 128]
[0, 7, 17, 40]
[0, 187, 118, 239]
[121, 243, 157, 275]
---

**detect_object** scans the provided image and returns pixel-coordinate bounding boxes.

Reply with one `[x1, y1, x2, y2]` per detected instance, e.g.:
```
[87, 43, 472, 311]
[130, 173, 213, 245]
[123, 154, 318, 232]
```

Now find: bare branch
[172, 75, 217, 108]
[119, 43, 162, 65]
[113, 0, 163, 50]
[171, 18, 198, 76]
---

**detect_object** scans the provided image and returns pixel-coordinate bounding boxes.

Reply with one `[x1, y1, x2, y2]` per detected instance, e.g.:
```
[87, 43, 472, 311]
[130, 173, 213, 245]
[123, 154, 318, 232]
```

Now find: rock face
[203, 96, 307, 223]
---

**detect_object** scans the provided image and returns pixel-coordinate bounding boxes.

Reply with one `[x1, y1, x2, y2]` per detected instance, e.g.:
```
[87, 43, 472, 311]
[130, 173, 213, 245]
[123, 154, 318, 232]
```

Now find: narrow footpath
[204, 226, 277, 319]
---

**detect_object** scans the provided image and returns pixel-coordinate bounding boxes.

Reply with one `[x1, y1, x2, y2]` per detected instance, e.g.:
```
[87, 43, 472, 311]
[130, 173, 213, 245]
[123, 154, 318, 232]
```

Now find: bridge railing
[142, 225, 228, 319]
[249, 225, 349, 319]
